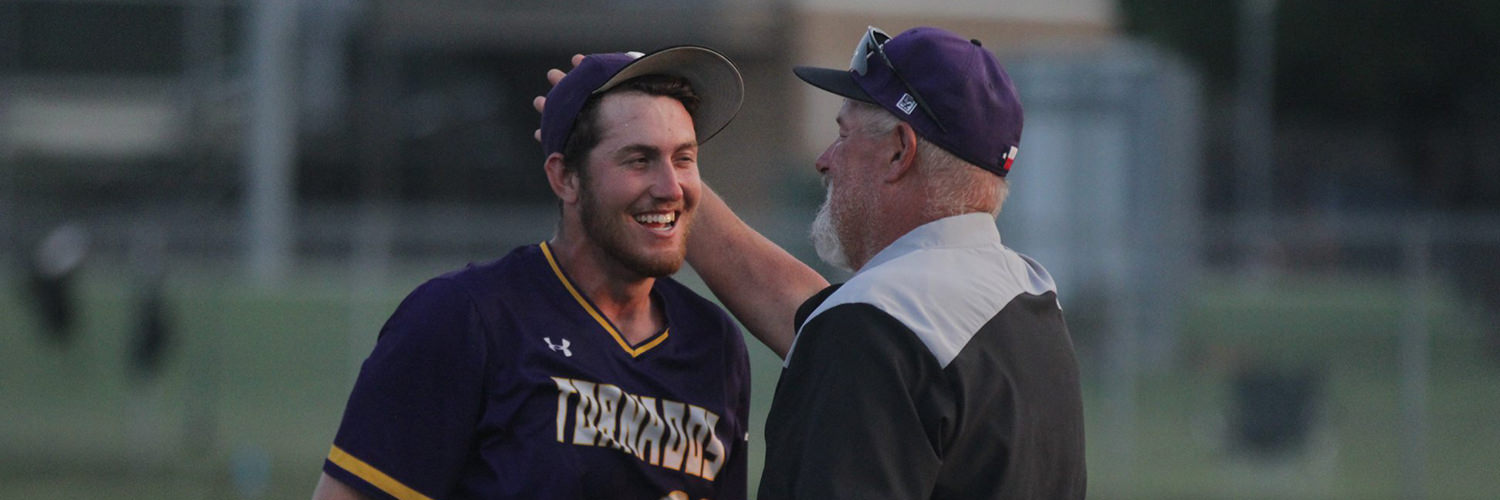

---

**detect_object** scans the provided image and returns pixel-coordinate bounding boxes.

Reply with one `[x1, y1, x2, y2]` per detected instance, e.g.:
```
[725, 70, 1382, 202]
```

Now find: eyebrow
[614, 144, 661, 159]
[611, 142, 698, 160]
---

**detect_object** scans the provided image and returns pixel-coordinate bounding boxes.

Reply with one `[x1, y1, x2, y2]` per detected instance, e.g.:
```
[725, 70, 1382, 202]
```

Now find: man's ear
[884, 122, 920, 183]
[544, 153, 581, 204]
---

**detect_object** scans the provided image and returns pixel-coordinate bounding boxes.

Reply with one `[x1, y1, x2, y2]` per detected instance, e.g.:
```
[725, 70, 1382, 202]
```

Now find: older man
[686, 26, 1086, 499]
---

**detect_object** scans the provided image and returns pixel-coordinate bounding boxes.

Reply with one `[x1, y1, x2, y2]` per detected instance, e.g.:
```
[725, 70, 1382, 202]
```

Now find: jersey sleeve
[323, 277, 490, 500]
[758, 303, 943, 499]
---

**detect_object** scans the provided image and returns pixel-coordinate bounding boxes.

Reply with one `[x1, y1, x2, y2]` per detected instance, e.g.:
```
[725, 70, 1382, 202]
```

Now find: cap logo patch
[1001, 145, 1019, 172]
[896, 93, 918, 115]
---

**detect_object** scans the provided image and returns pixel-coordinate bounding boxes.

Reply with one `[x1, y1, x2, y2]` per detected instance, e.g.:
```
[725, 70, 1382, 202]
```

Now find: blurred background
[2, 0, 1498, 498]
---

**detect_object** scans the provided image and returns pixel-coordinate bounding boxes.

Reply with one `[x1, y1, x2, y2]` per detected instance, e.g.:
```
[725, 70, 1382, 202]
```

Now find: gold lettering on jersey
[636, 396, 665, 466]
[550, 376, 729, 482]
[684, 405, 712, 478]
[661, 400, 686, 471]
[552, 378, 578, 443]
[616, 393, 647, 457]
[596, 384, 623, 451]
[699, 409, 726, 480]
[682, 406, 705, 476]
[571, 380, 600, 446]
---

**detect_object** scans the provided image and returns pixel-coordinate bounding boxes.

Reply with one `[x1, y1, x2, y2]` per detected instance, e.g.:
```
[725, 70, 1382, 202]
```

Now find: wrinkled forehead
[835, 99, 885, 129]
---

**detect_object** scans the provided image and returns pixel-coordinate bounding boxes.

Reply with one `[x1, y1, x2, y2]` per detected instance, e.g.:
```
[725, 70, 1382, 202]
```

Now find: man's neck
[849, 188, 933, 272]
[547, 233, 664, 345]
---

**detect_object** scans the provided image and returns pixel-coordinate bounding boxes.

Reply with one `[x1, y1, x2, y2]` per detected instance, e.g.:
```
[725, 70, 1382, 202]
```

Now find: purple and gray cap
[794, 26, 1024, 177]
[541, 46, 744, 157]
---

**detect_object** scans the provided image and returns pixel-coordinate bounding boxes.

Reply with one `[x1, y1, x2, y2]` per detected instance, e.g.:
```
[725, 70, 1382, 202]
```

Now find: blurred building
[7, 4, 1496, 498]
[336, 0, 1124, 245]
[6, 0, 1202, 357]
[0, 0, 1117, 263]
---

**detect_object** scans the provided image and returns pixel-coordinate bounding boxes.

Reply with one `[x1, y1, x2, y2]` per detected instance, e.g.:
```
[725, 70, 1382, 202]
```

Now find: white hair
[846, 101, 1008, 217]
[810, 183, 852, 271]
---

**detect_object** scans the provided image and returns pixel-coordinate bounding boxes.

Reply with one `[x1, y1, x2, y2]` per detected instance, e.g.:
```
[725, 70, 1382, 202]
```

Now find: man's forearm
[688, 186, 827, 358]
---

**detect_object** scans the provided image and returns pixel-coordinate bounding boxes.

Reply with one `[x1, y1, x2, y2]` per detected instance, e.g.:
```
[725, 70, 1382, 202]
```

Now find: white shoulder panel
[791, 243, 1057, 369]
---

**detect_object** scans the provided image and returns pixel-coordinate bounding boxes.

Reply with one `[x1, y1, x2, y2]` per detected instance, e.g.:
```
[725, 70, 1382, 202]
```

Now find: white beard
[810, 184, 853, 271]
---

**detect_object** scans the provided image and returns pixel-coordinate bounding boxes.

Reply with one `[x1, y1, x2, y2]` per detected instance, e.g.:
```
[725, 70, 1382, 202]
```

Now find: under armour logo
[544, 337, 572, 357]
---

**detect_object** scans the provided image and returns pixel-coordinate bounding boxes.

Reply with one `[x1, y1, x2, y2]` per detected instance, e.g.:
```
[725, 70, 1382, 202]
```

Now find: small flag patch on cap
[1001, 145, 1018, 172]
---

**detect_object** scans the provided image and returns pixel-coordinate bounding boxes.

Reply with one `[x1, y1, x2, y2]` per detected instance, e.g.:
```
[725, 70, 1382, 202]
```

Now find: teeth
[634, 212, 676, 225]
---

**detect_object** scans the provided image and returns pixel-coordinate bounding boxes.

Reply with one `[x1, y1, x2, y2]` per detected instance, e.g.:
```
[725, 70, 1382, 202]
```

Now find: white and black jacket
[758, 213, 1086, 500]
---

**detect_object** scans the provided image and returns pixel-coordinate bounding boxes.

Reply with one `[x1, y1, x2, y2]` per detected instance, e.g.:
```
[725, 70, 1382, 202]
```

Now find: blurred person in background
[313, 47, 752, 500]
[25, 223, 90, 347]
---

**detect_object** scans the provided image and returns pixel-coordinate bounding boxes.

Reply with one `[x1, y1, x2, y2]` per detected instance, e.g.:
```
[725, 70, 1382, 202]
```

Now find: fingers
[533, 54, 584, 144]
[545, 53, 584, 87]
[532, 95, 546, 143]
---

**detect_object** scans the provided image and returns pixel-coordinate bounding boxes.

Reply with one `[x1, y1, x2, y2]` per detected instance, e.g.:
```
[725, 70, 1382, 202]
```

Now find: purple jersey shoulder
[326, 243, 751, 500]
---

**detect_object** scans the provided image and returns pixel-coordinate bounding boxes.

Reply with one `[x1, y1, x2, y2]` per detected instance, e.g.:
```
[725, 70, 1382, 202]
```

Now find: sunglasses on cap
[849, 26, 949, 133]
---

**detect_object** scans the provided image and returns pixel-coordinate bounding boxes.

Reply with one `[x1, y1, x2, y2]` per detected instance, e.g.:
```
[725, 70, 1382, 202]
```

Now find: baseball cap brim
[793, 66, 876, 104]
[600, 46, 745, 146]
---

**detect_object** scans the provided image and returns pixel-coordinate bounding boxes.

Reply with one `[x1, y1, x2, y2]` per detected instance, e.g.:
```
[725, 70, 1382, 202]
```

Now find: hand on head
[533, 54, 587, 142]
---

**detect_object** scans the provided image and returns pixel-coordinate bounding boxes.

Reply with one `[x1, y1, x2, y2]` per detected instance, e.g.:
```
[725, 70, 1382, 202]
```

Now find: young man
[313, 47, 752, 500]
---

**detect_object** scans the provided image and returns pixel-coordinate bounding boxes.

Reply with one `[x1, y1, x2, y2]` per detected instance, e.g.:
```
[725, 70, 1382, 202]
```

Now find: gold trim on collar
[540, 242, 668, 358]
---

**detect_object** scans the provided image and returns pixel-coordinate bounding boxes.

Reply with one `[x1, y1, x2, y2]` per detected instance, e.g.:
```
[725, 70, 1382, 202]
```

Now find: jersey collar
[539, 242, 670, 358]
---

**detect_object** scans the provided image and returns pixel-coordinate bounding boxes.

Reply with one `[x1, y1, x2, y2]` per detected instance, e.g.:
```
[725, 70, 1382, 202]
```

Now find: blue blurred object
[230, 444, 272, 499]
[25, 223, 90, 346]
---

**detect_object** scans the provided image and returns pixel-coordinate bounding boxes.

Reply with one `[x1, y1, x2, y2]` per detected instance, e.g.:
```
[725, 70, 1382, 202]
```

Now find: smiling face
[573, 90, 701, 278]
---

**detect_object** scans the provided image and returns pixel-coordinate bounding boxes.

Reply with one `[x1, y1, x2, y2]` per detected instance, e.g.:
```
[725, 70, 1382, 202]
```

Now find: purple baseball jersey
[323, 242, 751, 500]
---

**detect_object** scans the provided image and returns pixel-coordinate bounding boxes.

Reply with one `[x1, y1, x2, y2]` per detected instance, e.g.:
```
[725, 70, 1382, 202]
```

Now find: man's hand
[533, 54, 586, 142]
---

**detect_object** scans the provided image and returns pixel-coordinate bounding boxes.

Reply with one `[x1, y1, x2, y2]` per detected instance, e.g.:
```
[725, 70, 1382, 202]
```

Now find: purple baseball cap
[541, 46, 744, 157]
[794, 26, 1024, 176]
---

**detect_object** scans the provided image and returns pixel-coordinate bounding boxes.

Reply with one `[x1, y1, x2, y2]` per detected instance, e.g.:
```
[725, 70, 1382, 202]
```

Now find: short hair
[845, 100, 1009, 217]
[560, 74, 701, 178]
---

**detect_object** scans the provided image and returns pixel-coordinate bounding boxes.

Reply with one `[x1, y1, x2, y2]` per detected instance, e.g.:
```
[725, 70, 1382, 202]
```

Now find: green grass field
[3, 264, 1497, 499]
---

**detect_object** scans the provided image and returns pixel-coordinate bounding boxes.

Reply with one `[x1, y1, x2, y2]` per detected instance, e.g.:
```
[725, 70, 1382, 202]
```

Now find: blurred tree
[1118, 0, 1239, 88]
[1118, 0, 1500, 210]
[1123, 0, 1500, 365]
